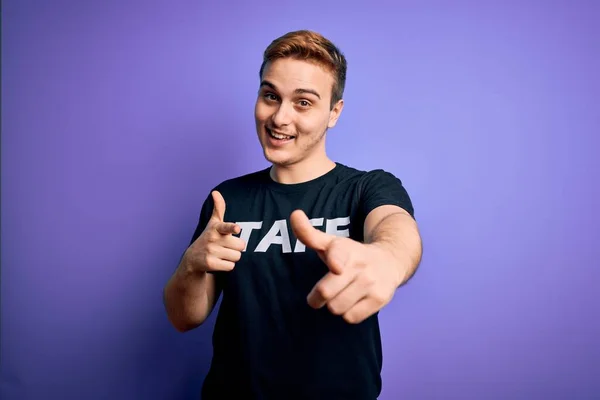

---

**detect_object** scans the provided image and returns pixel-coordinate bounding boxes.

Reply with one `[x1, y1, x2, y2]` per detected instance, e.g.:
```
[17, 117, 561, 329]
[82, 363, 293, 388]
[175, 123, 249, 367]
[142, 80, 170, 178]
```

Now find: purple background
[2, 1, 599, 399]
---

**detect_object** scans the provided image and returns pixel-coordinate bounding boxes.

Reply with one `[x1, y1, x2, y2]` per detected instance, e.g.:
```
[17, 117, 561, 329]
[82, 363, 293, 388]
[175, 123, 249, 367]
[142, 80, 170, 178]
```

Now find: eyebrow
[260, 80, 321, 99]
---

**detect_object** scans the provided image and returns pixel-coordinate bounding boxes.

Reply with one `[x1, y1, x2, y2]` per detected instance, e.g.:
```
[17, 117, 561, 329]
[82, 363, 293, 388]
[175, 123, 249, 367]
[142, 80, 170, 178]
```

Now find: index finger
[215, 222, 241, 235]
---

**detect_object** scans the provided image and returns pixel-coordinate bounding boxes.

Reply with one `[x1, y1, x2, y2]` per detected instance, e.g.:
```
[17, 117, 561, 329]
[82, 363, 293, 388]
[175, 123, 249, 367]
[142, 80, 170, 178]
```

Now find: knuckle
[327, 301, 343, 315]
[358, 272, 375, 286]
[315, 285, 332, 300]
[236, 239, 246, 251]
[343, 312, 361, 324]
[226, 261, 236, 271]
[204, 254, 215, 270]
[205, 243, 216, 255]
[326, 252, 339, 267]
[371, 291, 388, 305]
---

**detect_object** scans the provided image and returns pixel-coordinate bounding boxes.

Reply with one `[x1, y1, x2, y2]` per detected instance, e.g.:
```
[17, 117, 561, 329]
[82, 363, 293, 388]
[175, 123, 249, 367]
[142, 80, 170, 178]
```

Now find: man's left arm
[291, 171, 423, 324]
[364, 204, 423, 288]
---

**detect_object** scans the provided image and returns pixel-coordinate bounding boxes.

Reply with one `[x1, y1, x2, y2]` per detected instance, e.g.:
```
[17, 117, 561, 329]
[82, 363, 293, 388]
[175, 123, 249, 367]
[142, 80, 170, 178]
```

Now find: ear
[327, 99, 344, 129]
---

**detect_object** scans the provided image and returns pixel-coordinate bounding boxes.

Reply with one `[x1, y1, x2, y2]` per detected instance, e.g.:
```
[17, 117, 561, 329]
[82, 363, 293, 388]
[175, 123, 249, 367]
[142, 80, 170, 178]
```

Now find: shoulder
[335, 163, 405, 189]
[337, 163, 414, 218]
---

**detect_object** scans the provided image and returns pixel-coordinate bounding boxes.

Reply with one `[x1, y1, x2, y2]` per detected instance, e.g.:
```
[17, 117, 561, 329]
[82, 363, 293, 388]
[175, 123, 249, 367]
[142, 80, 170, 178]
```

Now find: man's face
[254, 58, 343, 167]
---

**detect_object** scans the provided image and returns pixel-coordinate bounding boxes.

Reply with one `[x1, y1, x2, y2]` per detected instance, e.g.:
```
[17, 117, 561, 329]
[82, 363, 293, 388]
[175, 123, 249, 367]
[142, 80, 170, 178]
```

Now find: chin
[257, 134, 292, 165]
[262, 149, 296, 166]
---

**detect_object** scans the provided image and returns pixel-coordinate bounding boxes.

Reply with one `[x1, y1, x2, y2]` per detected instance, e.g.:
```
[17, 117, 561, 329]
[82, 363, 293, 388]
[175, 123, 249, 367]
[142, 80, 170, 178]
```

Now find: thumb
[290, 210, 333, 252]
[211, 190, 226, 221]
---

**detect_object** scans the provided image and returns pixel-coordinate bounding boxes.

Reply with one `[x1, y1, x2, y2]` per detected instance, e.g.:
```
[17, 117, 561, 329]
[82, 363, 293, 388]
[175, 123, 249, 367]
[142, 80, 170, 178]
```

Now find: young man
[163, 30, 422, 399]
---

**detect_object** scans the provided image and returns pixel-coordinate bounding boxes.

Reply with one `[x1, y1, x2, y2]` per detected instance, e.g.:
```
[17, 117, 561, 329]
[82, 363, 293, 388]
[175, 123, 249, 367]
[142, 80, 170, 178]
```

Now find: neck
[270, 154, 336, 184]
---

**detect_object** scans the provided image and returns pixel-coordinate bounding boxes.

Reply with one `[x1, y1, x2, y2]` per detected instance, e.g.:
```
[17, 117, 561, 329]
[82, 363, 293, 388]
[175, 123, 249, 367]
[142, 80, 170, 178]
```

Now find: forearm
[163, 255, 216, 331]
[366, 211, 422, 286]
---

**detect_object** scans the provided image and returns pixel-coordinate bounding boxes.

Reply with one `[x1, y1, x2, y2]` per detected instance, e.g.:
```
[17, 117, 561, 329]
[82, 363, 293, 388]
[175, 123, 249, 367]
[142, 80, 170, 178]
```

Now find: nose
[271, 102, 292, 128]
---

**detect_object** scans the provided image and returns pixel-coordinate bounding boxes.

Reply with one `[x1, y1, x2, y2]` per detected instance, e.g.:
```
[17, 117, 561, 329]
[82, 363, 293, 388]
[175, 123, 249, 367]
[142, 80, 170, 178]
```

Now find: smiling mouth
[266, 126, 295, 141]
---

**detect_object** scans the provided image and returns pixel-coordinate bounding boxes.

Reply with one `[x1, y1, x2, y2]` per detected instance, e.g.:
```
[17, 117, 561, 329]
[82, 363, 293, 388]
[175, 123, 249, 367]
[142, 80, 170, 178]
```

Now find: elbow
[166, 311, 204, 333]
[164, 302, 207, 333]
[171, 320, 199, 333]
[163, 291, 203, 333]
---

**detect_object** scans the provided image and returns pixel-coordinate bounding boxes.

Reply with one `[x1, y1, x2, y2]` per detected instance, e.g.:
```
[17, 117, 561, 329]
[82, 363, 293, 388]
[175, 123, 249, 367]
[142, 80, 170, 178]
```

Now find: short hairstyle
[259, 30, 347, 109]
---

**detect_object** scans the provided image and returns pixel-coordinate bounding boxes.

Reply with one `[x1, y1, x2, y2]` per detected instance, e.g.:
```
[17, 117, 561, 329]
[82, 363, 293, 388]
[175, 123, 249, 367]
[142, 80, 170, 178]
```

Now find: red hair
[259, 30, 347, 109]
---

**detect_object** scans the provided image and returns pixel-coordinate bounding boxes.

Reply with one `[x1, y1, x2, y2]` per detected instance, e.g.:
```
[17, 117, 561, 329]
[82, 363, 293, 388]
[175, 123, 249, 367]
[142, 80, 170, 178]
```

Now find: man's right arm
[163, 190, 244, 332]
[163, 252, 221, 332]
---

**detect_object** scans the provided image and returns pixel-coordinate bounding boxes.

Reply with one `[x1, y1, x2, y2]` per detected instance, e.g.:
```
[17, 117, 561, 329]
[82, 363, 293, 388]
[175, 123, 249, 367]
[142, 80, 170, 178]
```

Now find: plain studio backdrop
[1, 1, 598, 399]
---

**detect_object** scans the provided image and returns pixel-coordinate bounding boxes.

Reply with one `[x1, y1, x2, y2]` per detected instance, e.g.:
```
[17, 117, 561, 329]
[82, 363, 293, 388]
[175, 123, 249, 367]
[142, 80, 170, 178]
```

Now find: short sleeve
[358, 170, 415, 219]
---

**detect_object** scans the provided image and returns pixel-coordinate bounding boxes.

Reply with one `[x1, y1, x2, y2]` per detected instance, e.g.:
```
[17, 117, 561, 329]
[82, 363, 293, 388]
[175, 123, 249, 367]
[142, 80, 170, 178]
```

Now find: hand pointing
[289, 210, 346, 275]
[184, 191, 246, 273]
[290, 209, 400, 324]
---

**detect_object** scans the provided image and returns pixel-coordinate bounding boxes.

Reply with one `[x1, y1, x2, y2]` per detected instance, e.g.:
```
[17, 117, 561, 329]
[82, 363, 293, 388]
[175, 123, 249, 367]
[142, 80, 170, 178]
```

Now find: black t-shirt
[189, 162, 415, 400]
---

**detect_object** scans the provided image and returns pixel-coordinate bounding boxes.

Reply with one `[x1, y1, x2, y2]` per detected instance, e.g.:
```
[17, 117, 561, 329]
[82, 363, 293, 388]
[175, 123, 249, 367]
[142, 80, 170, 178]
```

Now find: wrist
[177, 251, 207, 279]
[367, 241, 409, 287]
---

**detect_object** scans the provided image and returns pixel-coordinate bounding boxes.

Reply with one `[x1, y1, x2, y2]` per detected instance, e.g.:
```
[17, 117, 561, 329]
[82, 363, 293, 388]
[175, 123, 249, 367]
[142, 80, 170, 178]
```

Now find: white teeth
[268, 129, 292, 140]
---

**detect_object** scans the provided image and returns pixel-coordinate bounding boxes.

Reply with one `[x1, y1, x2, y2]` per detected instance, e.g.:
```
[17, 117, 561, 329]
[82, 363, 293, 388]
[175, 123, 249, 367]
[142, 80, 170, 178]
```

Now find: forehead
[261, 58, 334, 96]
